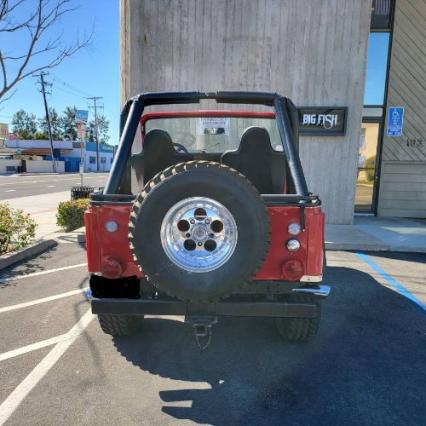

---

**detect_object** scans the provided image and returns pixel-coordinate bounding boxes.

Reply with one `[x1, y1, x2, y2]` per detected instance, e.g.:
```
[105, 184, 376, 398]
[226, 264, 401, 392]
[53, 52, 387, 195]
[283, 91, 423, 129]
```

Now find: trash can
[71, 186, 95, 200]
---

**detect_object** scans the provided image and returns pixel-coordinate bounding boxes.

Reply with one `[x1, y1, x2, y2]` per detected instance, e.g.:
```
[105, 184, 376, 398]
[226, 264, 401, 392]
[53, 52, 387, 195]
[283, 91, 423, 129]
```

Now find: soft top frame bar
[104, 91, 309, 196]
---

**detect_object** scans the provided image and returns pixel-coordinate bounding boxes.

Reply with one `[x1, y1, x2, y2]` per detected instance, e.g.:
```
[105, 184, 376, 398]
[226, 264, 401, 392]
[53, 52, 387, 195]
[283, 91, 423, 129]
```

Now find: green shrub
[0, 202, 37, 255]
[56, 199, 90, 232]
[365, 156, 376, 182]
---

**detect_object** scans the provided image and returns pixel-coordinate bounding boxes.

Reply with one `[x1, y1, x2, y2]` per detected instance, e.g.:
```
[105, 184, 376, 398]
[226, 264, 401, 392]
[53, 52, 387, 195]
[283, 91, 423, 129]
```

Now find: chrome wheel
[160, 197, 238, 273]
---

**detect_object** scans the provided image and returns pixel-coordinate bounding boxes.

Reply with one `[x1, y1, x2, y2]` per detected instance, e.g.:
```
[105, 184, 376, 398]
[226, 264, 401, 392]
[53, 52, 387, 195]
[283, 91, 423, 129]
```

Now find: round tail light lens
[105, 220, 118, 233]
[101, 256, 123, 279]
[286, 238, 301, 251]
[288, 223, 301, 235]
[282, 259, 304, 281]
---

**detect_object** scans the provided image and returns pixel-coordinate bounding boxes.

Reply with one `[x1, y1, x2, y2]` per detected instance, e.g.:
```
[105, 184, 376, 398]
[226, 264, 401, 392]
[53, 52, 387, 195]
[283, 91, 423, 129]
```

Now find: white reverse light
[105, 220, 118, 233]
[286, 239, 301, 252]
[288, 223, 301, 235]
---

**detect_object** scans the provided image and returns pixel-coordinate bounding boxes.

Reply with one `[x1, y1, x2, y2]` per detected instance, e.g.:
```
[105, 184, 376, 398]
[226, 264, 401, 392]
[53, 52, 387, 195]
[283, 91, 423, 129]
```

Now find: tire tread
[97, 314, 140, 337]
[275, 294, 321, 342]
[128, 160, 270, 301]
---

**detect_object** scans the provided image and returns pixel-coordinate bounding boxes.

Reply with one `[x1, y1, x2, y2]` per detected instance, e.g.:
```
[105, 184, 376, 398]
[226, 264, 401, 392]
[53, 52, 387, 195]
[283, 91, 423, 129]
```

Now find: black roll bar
[104, 91, 309, 196]
[274, 97, 309, 195]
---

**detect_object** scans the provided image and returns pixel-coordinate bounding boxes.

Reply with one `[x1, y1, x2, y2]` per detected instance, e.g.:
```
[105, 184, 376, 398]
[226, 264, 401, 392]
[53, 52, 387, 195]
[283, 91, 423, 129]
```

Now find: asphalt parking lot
[0, 242, 425, 425]
[0, 173, 108, 200]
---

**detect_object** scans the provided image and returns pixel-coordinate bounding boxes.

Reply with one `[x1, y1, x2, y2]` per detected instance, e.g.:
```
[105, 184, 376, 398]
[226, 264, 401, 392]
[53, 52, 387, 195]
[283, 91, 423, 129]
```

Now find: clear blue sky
[364, 33, 390, 106]
[0, 0, 120, 143]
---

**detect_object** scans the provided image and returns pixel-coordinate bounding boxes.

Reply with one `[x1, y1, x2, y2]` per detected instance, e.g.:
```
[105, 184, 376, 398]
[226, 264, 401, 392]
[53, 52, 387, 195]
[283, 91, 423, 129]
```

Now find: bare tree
[0, 0, 92, 102]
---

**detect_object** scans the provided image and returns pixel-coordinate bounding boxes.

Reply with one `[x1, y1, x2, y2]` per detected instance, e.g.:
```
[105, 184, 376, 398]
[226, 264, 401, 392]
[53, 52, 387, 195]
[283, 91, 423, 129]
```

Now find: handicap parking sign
[387, 106, 404, 137]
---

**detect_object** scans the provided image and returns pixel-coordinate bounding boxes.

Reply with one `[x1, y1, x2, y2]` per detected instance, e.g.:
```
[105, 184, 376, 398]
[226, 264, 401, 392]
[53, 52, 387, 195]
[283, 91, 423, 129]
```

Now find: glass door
[355, 120, 381, 212]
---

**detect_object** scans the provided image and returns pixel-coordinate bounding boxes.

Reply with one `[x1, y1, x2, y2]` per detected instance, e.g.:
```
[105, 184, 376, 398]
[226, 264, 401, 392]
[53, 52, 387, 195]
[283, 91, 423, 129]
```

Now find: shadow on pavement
[113, 266, 426, 425]
[0, 248, 57, 288]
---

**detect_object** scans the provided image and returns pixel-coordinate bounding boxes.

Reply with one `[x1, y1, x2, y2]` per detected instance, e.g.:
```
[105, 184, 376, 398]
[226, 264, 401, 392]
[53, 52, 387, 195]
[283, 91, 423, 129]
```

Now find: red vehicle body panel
[85, 110, 324, 284]
[85, 204, 324, 282]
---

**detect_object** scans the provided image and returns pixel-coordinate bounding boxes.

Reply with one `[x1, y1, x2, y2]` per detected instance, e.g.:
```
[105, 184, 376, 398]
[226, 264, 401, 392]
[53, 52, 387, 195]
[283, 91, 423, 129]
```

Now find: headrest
[143, 129, 175, 155]
[238, 127, 273, 155]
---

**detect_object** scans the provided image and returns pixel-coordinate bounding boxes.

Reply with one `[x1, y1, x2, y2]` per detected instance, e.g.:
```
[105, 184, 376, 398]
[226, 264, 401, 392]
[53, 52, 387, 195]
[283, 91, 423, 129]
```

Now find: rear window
[144, 116, 282, 153]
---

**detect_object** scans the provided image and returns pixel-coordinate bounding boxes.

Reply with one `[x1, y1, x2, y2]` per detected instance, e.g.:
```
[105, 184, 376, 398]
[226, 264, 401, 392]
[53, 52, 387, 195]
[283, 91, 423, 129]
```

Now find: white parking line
[0, 309, 94, 425]
[4, 189, 15, 192]
[0, 334, 68, 362]
[0, 288, 86, 314]
[0, 263, 87, 284]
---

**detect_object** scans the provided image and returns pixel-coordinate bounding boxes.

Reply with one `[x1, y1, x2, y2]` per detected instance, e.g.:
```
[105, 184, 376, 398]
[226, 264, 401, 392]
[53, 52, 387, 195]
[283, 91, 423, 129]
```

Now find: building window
[89, 156, 96, 164]
[363, 32, 390, 106]
[101, 157, 106, 164]
[370, 0, 393, 30]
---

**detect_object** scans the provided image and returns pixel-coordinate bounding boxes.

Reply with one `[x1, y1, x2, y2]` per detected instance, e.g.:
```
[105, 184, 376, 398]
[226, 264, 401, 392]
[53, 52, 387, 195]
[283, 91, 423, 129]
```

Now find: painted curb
[325, 242, 426, 253]
[0, 239, 58, 271]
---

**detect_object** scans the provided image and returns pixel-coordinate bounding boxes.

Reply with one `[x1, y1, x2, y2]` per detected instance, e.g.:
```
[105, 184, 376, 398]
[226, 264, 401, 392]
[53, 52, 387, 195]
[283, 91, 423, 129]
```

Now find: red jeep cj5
[85, 91, 329, 348]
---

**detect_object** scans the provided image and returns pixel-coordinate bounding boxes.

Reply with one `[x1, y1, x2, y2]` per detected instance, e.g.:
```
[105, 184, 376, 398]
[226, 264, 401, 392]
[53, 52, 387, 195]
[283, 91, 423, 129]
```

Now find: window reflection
[355, 122, 380, 212]
[363, 33, 390, 106]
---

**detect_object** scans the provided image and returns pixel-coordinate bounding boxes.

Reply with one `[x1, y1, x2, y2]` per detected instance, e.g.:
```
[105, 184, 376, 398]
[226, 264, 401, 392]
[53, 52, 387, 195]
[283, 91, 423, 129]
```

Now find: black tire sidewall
[131, 165, 269, 301]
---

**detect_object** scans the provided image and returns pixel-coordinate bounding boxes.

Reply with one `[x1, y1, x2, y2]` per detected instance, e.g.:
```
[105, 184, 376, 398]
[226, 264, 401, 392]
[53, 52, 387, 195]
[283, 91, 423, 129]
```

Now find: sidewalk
[5, 191, 69, 239]
[326, 216, 426, 253]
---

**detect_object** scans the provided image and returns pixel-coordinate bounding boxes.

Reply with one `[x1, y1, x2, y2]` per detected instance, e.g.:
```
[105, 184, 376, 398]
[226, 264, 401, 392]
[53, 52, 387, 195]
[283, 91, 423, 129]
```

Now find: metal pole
[80, 134, 84, 186]
[93, 97, 99, 172]
[39, 72, 56, 173]
[86, 96, 103, 173]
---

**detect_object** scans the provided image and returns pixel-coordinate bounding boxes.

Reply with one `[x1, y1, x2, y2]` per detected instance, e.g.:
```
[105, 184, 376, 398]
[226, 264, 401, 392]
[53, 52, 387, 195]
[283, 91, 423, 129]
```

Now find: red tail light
[101, 256, 123, 279]
[281, 259, 304, 281]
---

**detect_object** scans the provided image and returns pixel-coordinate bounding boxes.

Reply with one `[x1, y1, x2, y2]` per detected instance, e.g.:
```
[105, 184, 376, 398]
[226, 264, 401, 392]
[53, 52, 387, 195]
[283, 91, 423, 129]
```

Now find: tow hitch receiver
[185, 303, 218, 350]
[186, 316, 218, 350]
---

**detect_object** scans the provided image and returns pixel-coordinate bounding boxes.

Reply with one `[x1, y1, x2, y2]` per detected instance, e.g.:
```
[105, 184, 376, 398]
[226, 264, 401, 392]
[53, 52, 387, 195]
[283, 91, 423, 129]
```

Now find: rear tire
[97, 314, 141, 337]
[275, 294, 321, 342]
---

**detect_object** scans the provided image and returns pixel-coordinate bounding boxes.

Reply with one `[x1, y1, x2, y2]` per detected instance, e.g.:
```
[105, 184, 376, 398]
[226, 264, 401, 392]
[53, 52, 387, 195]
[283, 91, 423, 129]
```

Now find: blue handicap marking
[387, 106, 404, 137]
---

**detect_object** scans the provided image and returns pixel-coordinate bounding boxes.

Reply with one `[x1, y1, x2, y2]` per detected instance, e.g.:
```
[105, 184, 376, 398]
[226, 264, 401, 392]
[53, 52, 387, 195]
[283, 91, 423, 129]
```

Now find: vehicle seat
[131, 129, 192, 185]
[220, 126, 286, 194]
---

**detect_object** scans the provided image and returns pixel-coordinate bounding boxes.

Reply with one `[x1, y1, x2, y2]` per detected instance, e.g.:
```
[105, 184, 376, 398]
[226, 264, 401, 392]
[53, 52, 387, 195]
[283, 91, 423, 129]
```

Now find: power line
[86, 96, 104, 172]
[51, 75, 92, 98]
[53, 84, 85, 99]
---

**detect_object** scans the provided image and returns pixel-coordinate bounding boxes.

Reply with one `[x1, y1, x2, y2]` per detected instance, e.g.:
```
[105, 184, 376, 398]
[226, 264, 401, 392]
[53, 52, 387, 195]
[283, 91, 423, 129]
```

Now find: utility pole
[34, 72, 56, 172]
[86, 96, 103, 172]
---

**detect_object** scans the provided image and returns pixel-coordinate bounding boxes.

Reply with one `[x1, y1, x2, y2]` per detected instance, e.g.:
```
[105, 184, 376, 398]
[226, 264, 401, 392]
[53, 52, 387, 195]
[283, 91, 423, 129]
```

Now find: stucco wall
[26, 160, 65, 173]
[0, 159, 64, 173]
[120, 0, 371, 223]
[0, 159, 21, 173]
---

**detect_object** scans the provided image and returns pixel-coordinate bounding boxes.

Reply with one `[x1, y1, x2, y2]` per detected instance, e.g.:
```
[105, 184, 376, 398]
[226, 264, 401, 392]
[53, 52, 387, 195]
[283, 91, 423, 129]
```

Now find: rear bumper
[90, 285, 330, 318]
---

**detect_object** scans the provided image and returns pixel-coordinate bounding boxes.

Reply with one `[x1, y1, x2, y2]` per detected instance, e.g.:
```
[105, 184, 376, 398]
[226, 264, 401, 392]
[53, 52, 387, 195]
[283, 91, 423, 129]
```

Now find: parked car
[85, 91, 329, 348]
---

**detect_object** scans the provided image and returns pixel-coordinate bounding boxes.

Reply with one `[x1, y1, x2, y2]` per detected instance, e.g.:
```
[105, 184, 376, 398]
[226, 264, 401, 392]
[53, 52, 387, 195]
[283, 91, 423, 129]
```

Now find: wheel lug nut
[205, 219, 210, 224]
[186, 233, 190, 237]
[197, 242, 203, 246]
[209, 233, 214, 238]
[190, 219, 195, 224]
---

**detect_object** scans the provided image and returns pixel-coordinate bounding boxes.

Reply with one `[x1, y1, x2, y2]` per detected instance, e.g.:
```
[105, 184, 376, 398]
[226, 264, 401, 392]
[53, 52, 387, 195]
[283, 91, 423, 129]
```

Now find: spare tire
[129, 161, 269, 301]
